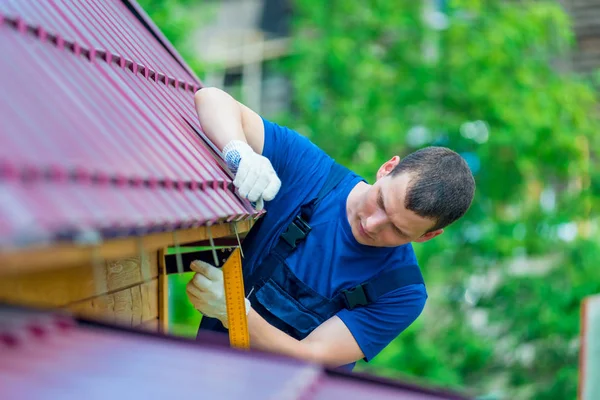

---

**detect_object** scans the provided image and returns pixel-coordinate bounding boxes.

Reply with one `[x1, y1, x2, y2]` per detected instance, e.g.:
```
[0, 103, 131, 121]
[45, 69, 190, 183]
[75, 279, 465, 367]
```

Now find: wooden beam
[135, 318, 160, 332]
[0, 253, 157, 308]
[67, 279, 158, 327]
[0, 219, 254, 277]
[157, 248, 169, 334]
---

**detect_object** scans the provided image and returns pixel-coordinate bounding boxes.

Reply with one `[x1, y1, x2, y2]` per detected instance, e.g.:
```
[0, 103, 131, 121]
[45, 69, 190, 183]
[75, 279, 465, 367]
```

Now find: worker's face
[349, 156, 444, 247]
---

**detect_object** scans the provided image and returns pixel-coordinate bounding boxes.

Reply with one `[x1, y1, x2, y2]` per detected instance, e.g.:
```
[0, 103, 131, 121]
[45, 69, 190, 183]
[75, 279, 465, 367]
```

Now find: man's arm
[194, 87, 280, 208]
[186, 260, 364, 367]
[194, 87, 265, 154]
[248, 309, 365, 367]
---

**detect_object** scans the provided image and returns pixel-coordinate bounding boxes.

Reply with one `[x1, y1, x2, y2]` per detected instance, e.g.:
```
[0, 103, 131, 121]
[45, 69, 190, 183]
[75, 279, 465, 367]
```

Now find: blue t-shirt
[242, 117, 427, 363]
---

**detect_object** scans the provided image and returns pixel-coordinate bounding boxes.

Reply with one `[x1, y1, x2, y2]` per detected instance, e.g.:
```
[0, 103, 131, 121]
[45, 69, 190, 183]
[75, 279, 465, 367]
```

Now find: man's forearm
[194, 87, 265, 155]
[247, 308, 321, 364]
[194, 87, 246, 151]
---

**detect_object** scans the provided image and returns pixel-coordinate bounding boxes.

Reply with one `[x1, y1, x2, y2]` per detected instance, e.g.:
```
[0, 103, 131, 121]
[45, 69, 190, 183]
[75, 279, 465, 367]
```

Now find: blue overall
[197, 162, 424, 371]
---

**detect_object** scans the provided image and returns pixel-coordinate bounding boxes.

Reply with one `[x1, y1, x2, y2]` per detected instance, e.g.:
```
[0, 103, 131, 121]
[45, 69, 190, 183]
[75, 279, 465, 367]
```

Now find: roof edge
[122, 0, 204, 86]
[324, 369, 475, 399]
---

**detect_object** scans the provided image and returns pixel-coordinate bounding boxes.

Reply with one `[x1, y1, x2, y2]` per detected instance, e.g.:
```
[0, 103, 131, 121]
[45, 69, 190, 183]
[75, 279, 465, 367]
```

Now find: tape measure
[222, 247, 250, 349]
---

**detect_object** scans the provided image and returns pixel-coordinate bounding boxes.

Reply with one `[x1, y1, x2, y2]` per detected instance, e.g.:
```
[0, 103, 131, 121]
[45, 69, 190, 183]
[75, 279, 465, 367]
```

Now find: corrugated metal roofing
[0, 0, 195, 83]
[0, 305, 474, 400]
[0, 0, 257, 248]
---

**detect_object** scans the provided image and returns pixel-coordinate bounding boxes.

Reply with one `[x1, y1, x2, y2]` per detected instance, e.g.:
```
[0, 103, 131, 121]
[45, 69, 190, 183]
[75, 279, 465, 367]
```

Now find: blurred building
[193, 0, 600, 114]
[189, 0, 453, 119]
[559, 0, 600, 77]
[191, 0, 293, 117]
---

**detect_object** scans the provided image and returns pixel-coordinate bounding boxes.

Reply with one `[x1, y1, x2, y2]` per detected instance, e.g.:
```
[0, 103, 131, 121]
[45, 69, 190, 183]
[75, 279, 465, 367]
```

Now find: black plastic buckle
[281, 214, 312, 249]
[342, 285, 369, 310]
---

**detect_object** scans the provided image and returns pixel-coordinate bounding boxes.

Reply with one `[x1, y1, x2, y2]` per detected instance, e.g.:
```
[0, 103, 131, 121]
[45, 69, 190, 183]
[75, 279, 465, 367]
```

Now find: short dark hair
[390, 146, 475, 232]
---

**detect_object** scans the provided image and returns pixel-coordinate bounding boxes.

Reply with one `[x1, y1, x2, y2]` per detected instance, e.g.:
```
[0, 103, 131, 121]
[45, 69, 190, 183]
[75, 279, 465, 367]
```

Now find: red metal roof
[0, 0, 257, 248]
[0, 304, 474, 400]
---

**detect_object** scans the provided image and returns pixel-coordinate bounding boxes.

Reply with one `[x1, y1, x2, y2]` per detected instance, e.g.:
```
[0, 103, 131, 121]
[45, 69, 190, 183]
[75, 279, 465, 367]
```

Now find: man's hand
[222, 140, 281, 210]
[186, 260, 365, 367]
[186, 260, 250, 328]
[247, 310, 365, 368]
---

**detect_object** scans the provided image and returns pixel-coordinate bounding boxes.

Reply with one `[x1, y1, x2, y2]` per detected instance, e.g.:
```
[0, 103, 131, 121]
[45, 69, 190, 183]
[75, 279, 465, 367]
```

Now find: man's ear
[414, 229, 444, 243]
[376, 156, 400, 180]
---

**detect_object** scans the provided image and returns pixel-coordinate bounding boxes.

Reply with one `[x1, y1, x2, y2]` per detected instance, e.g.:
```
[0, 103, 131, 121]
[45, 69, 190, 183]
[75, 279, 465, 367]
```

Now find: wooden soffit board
[0, 219, 253, 277]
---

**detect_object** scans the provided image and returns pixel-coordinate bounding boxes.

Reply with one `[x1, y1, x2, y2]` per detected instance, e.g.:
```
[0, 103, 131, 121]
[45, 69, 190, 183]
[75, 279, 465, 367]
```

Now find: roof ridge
[0, 13, 200, 94]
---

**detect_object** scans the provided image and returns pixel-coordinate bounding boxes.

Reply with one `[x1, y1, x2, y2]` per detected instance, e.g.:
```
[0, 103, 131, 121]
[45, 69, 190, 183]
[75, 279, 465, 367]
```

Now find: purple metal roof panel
[0, 180, 249, 246]
[0, 0, 196, 84]
[97, 62, 215, 181]
[0, 0, 82, 45]
[0, 4, 258, 248]
[0, 305, 474, 399]
[313, 379, 435, 400]
[0, 307, 322, 399]
[1, 27, 177, 181]
[313, 372, 472, 400]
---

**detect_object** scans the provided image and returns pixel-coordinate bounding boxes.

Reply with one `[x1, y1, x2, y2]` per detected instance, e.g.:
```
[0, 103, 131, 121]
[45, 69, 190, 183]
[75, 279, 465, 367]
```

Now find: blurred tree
[281, 0, 600, 399]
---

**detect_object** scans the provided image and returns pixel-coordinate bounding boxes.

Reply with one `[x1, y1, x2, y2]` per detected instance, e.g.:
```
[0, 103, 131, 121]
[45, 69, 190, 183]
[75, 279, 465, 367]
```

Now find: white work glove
[222, 140, 281, 211]
[186, 260, 251, 329]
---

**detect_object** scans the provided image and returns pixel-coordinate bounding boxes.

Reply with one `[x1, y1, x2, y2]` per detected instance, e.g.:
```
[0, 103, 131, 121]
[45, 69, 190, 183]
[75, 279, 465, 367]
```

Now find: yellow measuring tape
[222, 247, 250, 349]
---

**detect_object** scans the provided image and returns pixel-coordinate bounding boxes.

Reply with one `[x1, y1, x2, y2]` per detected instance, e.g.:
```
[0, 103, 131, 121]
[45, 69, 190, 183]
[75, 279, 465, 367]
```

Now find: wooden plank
[0, 219, 254, 276]
[0, 253, 158, 308]
[135, 318, 160, 332]
[68, 279, 158, 327]
[157, 248, 169, 334]
[579, 294, 600, 400]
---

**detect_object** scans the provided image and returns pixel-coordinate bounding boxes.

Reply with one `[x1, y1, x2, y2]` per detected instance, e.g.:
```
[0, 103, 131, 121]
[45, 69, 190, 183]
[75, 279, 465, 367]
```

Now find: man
[186, 87, 475, 371]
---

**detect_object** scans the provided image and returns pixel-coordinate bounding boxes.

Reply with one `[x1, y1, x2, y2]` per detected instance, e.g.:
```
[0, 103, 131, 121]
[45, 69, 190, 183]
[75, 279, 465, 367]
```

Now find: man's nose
[364, 210, 387, 233]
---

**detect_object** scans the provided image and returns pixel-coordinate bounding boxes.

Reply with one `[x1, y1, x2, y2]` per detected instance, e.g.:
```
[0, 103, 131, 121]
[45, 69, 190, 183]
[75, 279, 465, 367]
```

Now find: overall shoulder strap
[338, 265, 425, 310]
[278, 161, 351, 252]
[301, 162, 352, 221]
[246, 162, 352, 290]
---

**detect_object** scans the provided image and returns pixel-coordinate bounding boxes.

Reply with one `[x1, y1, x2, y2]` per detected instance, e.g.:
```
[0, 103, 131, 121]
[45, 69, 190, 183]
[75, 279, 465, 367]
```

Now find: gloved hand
[186, 260, 250, 329]
[222, 140, 281, 211]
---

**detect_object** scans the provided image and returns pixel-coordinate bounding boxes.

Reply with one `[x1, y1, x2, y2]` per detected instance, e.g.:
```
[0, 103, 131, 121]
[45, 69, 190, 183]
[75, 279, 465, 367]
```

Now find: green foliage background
[140, 1, 600, 399]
